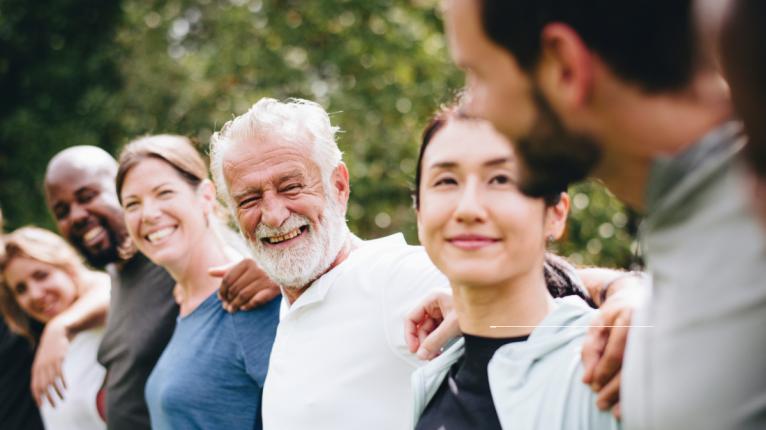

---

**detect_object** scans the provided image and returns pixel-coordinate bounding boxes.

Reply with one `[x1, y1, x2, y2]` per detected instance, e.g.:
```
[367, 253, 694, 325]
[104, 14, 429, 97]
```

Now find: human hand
[211, 259, 281, 313]
[581, 274, 646, 418]
[404, 291, 459, 360]
[32, 318, 70, 407]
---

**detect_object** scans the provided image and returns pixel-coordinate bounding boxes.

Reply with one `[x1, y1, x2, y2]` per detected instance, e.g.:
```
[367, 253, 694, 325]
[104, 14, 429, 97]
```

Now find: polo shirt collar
[279, 233, 407, 317]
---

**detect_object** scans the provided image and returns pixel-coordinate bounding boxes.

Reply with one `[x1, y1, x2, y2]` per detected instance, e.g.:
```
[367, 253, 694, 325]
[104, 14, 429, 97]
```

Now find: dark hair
[413, 103, 563, 209]
[720, 0, 766, 177]
[479, 0, 698, 93]
[544, 253, 595, 307]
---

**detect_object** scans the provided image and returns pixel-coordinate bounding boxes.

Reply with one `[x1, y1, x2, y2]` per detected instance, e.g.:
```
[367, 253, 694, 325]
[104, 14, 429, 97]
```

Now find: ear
[416, 205, 425, 245]
[331, 163, 351, 211]
[536, 23, 594, 110]
[544, 192, 570, 240]
[197, 179, 217, 214]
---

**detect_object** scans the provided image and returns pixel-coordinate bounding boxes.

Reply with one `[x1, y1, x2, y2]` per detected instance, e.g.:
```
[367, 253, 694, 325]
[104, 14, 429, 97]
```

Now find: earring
[546, 234, 555, 243]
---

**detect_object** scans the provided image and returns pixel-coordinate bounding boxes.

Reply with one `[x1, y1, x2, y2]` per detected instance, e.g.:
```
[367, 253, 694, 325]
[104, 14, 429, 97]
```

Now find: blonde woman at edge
[0, 226, 108, 430]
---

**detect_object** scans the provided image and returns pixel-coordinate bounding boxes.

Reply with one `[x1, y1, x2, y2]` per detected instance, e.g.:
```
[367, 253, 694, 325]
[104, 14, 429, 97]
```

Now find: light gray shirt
[622, 122, 766, 430]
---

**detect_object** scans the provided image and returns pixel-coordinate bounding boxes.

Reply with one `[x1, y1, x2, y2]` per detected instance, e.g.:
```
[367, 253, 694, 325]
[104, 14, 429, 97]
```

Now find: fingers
[212, 261, 245, 301]
[208, 261, 236, 278]
[416, 313, 460, 360]
[591, 315, 630, 389]
[404, 309, 427, 353]
[241, 288, 281, 311]
[405, 325, 420, 354]
[581, 313, 607, 384]
[404, 291, 455, 358]
[51, 377, 66, 403]
[221, 261, 252, 302]
[596, 371, 621, 411]
[416, 318, 437, 345]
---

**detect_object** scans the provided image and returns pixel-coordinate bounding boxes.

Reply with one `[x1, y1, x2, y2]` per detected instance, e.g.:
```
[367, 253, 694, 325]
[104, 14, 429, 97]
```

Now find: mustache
[253, 214, 311, 240]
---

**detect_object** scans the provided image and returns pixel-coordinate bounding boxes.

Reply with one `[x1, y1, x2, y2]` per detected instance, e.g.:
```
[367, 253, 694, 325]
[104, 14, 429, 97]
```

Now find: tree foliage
[0, 0, 639, 268]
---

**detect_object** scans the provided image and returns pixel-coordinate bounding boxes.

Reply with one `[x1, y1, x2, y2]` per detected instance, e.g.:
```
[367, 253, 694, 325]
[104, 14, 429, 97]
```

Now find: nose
[70, 202, 90, 227]
[454, 178, 487, 225]
[140, 199, 162, 224]
[26, 282, 46, 305]
[260, 194, 290, 229]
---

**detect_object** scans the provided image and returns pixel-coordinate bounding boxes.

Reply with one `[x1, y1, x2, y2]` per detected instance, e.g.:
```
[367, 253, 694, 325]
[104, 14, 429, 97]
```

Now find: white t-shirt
[41, 327, 106, 430]
[262, 234, 449, 430]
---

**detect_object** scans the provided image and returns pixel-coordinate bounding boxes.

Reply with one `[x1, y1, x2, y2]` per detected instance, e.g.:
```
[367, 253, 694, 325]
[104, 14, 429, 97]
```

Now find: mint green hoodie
[411, 296, 621, 430]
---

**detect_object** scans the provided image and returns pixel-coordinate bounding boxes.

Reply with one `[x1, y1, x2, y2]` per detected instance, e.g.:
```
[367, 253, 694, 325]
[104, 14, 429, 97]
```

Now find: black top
[0, 319, 44, 430]
[97, 253, 178, 430]
[415, 333, 529, 430]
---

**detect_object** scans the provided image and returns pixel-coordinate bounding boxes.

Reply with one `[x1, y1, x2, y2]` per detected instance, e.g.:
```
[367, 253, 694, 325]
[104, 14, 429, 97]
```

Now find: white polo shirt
[262, 233, 448, 430]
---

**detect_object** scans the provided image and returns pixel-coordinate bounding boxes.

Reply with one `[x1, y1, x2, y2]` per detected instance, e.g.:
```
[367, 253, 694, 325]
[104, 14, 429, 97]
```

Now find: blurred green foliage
[0, 0, 639, 269]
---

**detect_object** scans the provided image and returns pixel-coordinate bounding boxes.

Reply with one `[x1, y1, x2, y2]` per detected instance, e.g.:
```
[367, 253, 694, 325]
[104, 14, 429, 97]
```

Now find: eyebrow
[232, 186, 263, 202]
[277, 171, 304, 183]
[428, 157, 512, 169]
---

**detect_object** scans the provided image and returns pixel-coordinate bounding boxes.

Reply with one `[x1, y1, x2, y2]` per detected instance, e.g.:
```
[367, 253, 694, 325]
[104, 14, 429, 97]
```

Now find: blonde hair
[116, 134, 249, 257]
[0, 227, 85, 343]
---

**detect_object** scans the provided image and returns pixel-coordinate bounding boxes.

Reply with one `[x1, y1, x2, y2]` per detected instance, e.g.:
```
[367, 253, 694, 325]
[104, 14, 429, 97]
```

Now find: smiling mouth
[145, 226, 177, 244]
[80, 225, 107, 247]
[262, 225, 308, 245]
[447, 236, 501, 250]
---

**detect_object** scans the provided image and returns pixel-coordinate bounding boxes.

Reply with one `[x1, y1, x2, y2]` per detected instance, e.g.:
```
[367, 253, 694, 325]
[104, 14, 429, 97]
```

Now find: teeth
[267, 228, 302, 244]
[83, 226, 104, 243]
[147, 227, 175, 243]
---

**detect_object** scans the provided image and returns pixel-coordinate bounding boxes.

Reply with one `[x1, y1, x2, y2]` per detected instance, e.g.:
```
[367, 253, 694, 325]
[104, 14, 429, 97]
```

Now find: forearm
[576, 267, 648, 307]
[52, 275, 110, 337]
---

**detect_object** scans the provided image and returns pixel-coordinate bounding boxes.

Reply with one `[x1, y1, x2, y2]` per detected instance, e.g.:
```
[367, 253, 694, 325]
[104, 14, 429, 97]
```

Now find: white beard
[246, 196, 349, 290]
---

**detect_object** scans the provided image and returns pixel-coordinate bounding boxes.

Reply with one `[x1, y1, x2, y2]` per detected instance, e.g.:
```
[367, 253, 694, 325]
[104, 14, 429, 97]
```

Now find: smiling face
[45, 159, 127, 268]
[120, 157, 211, 270]
[222, 134, 350, 289]
[417, 119, 567, 287]
[3, 256, 78, 323]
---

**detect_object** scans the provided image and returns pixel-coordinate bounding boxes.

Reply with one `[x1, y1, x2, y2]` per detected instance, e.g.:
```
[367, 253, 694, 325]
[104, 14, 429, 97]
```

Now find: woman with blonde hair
[0, 226, 109, 430]
[116, 134, 279, 429]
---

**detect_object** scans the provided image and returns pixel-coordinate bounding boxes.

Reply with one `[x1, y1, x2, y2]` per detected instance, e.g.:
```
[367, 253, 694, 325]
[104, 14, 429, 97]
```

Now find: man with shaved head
[44, 145, 279, 430]
[43, 145, 177, 430]
[46, 146, 127, 268]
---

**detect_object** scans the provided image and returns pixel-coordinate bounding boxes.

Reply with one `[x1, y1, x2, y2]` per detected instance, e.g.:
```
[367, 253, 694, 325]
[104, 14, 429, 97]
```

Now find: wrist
[47, 314, 75, 339]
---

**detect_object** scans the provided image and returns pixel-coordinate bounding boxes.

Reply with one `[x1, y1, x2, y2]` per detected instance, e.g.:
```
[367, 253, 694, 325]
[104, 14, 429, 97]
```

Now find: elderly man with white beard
[209, 97, 449, 430]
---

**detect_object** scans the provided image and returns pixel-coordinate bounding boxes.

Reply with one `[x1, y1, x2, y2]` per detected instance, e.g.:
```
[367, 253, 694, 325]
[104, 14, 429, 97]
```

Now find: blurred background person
[115, 135, 279, 429]
[0, 207, 45, 430]
[0, 226, 108, 430]
[411, 107, 618, 429]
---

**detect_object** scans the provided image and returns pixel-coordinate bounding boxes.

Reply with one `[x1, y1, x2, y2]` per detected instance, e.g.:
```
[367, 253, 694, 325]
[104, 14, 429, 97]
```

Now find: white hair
[209, 97, 343, 210]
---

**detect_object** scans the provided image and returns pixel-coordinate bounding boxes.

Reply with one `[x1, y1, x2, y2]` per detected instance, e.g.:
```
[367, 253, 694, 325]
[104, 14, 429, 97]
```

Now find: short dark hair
[479, 0, 698, 92]
[413, 102, 563, 209]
